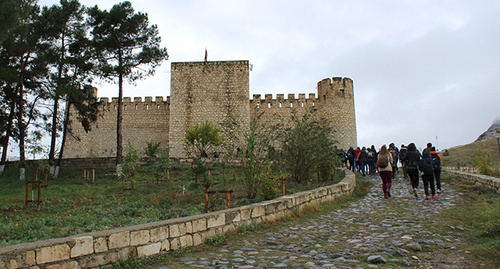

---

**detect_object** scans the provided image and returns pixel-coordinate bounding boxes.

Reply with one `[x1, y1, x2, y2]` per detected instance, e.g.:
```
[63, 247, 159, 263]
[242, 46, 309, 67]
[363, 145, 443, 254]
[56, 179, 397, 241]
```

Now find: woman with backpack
[401, 143, 421, 198]
[430, 146, 442, 193]
[418, 151, 438, 200]
[376, 145, 393, 198]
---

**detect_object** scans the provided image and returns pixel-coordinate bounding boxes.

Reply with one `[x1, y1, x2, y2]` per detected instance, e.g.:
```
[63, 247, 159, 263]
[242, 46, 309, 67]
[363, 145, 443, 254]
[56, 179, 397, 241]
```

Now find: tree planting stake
[83, 168, 95, 183]
[26, 172, 42, 206]
[204, 188, 233, 213]
[277, 177, 286, 196]
[123, 173, 135, 191]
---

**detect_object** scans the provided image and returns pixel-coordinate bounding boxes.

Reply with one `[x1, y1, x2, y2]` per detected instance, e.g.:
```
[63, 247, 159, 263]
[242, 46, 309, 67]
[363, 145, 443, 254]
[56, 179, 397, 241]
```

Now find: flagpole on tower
[204, 47, 207, 62]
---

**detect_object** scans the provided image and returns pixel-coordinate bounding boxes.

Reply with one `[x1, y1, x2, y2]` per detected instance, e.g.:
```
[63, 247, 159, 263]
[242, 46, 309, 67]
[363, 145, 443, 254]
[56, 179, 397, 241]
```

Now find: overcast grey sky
[39, 0, 500, 151]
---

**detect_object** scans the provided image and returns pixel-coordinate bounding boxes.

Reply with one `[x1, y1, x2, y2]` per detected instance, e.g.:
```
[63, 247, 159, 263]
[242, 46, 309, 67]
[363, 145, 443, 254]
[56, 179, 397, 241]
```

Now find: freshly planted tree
[185, 120, 223, 158]
[87, 1, 168, 172]
[185, 121, 222, 190]
[144, 140, 161, 159]
[151, 148, 170, 183]
[121, 141, 139, 180]
[240, 113, 273, 199]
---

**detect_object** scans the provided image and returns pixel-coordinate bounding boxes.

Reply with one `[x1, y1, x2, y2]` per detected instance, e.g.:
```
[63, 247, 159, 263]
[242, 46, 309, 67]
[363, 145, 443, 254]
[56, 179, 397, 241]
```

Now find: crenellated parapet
[250, 93, 318, 109]
[317, 77, 354, 101]
[97, 96, 170, 112]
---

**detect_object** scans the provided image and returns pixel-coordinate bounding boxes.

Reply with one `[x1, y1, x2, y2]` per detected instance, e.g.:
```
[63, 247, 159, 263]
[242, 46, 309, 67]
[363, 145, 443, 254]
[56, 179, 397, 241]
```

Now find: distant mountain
[476, 119, 500, 142]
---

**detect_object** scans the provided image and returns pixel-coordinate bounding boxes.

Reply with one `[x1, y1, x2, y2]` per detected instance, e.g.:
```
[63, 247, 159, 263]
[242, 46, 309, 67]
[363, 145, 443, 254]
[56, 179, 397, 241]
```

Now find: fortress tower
[169, 61, 251, 159]
[316, 77, 357, 150]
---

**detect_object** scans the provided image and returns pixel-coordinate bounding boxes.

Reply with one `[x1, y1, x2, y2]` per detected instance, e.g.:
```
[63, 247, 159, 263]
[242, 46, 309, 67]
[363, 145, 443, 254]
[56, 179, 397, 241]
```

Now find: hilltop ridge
[476, 118, 500, 142]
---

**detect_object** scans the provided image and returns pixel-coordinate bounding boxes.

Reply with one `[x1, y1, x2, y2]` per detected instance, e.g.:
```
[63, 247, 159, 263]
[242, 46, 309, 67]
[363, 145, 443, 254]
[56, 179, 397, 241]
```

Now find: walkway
[151, 173, 471, 268]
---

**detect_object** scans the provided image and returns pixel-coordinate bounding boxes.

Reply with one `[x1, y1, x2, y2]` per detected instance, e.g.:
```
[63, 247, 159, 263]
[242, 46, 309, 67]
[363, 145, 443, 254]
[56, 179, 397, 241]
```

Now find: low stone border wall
[445, 169, 500, 193]
[0, 170, 356, 268]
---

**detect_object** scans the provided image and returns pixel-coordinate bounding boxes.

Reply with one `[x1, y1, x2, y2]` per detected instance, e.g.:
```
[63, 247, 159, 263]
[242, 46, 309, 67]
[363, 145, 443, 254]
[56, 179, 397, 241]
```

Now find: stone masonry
[64, 60, 357, 160]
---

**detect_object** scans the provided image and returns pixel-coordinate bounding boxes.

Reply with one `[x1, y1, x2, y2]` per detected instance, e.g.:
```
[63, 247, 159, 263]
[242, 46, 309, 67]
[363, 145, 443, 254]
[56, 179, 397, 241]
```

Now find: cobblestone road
[151, 173, 471, 269]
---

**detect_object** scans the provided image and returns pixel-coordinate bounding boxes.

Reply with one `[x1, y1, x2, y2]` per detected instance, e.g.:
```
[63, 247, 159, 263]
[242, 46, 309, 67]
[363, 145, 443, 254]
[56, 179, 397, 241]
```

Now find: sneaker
[425, 195, 430, 200]
[413, 188, 418, 198]
[384, 192, 389, 199]
[432, 194, 438, 198]
[387, 191, 391, 198]
[437, 189, 442, 193]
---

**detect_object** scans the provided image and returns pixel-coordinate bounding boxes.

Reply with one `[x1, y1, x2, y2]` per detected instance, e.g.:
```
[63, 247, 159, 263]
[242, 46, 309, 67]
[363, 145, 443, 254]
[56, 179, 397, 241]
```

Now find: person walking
[388, 143, 399, 179]
[430, 146, 442, 193]
[401, 143, 421, 198]
[419, 151, 437, 200]
[423, 142, 433, 155]
[347, 147, 356, 172]
[359, 146, 368, 176]
[367, 145, 377, 174]
[355, 147, 361, 173]
[399, 144, 408, 178]
[376, 145, 393, 198]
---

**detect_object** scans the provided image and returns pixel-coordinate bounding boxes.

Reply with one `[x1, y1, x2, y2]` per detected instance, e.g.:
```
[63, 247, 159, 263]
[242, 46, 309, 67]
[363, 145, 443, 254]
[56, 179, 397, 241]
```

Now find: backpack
[421, 158, 434, 175]
[399, 148, 407, 160]
[406, 158, 419, 170]
[431, 154, 441, 169]
[378, 155, 389, 168]
[390, 150, 398, 166]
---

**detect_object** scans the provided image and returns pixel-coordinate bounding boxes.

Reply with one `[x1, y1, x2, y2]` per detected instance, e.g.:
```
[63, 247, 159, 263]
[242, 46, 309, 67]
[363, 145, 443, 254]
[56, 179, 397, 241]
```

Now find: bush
[260, 177, 279, 201]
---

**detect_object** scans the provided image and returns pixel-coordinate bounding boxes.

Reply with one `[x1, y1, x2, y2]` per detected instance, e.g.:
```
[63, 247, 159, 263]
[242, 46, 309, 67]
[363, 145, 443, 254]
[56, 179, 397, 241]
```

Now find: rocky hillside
[475, 119, 500, 141]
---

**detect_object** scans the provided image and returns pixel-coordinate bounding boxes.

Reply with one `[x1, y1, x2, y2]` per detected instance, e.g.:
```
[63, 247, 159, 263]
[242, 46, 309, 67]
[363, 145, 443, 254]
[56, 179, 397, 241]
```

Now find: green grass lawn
[0, 163, 344, 248]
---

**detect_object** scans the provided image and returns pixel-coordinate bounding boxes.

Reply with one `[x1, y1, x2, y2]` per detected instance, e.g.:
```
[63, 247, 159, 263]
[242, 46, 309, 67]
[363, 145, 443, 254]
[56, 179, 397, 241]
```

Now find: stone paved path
[151, 173, 471, 268]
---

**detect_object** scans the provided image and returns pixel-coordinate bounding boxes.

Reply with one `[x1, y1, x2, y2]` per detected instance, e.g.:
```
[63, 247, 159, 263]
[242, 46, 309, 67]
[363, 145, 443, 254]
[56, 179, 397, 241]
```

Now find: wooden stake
[205, 190, 209, 213]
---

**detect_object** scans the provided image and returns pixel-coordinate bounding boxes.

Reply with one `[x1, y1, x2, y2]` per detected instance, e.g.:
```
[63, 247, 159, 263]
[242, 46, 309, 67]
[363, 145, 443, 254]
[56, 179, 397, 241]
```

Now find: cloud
[36, 0, 500, 151]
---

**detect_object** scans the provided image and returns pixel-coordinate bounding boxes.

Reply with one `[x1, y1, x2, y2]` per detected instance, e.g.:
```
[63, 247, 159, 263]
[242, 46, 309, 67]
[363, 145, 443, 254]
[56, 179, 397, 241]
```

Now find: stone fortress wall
[64, 60, 357, 159]
[65, 96, 170, 159]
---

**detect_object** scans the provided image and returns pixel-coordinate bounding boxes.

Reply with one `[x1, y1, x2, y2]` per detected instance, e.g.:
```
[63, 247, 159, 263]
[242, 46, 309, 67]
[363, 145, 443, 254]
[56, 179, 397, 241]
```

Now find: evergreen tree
[0, 1, 46, 177]
[87, 1, 168, 172]
[38, 0, 99, 175]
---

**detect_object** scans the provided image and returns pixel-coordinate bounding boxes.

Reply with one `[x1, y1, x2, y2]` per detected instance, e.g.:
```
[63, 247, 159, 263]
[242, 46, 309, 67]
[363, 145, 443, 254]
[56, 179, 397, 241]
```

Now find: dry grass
[441, 138, 500, 169]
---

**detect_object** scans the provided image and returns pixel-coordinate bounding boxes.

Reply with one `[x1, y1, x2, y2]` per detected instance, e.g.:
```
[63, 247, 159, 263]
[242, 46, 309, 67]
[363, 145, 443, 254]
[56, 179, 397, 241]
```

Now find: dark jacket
[359, 150, 368, 163]
[418, 151, 435, 175]
[401, 143, 421, 170]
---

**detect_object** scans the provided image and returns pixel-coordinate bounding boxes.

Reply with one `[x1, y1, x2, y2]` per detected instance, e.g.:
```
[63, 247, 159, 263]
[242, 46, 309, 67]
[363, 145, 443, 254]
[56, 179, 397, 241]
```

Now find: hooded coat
[401, 143, 421, 170]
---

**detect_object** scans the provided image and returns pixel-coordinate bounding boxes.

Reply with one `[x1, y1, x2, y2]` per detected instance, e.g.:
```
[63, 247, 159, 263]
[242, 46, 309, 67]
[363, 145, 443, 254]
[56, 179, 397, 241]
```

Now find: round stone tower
[316, 77, 357, 150]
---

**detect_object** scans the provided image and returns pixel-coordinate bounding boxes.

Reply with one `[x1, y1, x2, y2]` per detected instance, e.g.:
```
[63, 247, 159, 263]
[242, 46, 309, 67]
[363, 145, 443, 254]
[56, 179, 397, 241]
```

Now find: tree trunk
[48, 95, 59, 167]
[54, 98, 72, 178]
[0, 100, 16, 175]
[116, 49, 123, 172]
[18, 81, 26, 180]
[49, 33, 66, 168]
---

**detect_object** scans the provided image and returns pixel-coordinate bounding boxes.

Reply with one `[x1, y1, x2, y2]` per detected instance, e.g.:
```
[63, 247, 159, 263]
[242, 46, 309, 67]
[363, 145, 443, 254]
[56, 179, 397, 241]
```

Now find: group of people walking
[345, 142, 442, 200]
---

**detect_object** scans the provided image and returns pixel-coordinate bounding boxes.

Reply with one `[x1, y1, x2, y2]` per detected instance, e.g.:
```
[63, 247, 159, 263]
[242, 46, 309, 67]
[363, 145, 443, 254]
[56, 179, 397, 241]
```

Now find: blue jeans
[360, 161, 367, 175]
[368, 159, 376, 174]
